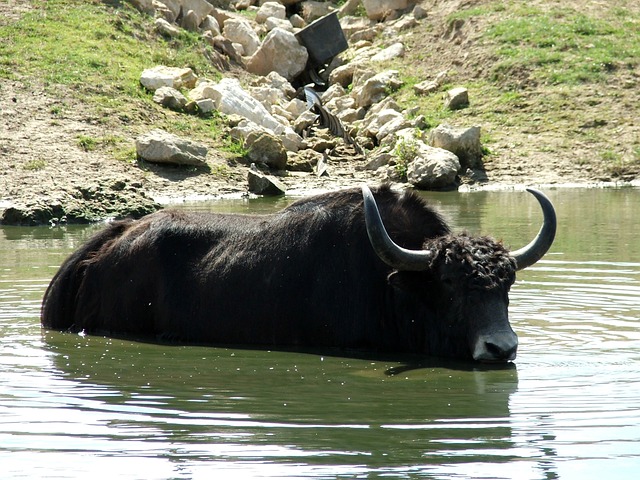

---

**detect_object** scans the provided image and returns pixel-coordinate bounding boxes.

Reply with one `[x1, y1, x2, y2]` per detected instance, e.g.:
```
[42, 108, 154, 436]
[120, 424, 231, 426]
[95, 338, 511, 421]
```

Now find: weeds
[23, 159, 47, 171]
[393, 138, 420, 179]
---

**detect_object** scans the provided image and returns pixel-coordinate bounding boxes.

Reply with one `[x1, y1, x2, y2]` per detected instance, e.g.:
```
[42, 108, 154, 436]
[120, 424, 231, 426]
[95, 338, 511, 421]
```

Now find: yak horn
[362, 185, 433, 271]
[511, 188, 557, 271]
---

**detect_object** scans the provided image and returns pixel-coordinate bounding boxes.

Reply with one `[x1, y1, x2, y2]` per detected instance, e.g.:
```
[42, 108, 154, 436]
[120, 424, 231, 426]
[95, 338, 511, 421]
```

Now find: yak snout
[472, 330, 518, 362]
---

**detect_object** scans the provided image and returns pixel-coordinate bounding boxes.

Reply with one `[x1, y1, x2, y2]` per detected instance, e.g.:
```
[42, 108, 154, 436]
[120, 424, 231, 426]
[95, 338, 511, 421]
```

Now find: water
[1, 188, 639, 479]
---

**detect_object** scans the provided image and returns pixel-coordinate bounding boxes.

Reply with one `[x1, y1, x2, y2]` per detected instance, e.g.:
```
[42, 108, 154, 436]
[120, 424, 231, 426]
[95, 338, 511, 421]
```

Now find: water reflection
[38, 329, 522, 477]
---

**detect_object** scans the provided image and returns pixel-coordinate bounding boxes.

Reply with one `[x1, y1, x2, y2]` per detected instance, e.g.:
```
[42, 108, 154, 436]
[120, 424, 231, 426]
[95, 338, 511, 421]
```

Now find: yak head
[362, 186, 556, 363]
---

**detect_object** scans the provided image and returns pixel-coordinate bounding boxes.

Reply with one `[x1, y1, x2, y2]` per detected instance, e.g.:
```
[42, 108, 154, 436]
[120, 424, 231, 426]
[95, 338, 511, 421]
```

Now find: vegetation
[392, 1, 640, 180]
[0, 0, 230, 162]
[1, 0, 638, 181]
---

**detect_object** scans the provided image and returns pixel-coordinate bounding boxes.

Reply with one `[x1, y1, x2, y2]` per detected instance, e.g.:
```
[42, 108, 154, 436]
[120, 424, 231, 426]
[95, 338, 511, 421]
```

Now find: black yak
[41, 185, 556, 362]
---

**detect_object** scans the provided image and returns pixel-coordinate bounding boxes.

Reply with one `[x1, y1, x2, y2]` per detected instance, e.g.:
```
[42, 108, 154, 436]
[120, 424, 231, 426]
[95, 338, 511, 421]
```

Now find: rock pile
[131, 0, 485, 193]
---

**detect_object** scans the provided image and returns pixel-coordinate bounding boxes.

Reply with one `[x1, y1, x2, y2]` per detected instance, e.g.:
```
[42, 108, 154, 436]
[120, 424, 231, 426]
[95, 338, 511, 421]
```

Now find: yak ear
[387, 271, 427, 295]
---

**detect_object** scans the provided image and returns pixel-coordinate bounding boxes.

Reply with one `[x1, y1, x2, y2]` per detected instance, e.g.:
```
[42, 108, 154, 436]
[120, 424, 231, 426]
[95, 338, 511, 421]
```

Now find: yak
[41, 184, 556, 362]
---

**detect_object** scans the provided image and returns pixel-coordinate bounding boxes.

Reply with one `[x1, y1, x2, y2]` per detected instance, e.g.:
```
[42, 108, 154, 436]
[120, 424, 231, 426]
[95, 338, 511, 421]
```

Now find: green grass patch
[483, 5, 640, 84]
[23, 159, 47, 171]
[0, 0, 234, 157]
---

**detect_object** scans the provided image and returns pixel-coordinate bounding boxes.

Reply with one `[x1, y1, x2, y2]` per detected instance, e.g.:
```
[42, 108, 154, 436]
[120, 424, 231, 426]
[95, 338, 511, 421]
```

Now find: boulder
[244, 131, 288, 170]
[265, 17, 294, 32]
[181, 9, 200, 31]
[429, 124, 482, 170]
[405, 143, 460, 189]
[329, 63, 355, 88]
[200, 15, 221, 36]
[362, 0, 417, 21]
[181, 0, 213, 25]
[206, 78, 287, 134]
[289, 14, 306, 29]
[377, 115, 411, 142]
[371, 42, 405, 62]
[140, 66, 197, 91]
[130, 0, 154, 15]
[301, 1, 336, 22]
[153, 0, 181, 23]
[354, 70, 403, 108]
[256, 2, 286, 24]
[136, 129, 208, 166]
[223, 18, 261, 57]
[445, 87, 469, 110]
[152, 86, 188, 111]
[247, 166, 287, 195]
[154, 17, 181, 37]
[361, 108, 404, 138]
[246, 28, 308, 81]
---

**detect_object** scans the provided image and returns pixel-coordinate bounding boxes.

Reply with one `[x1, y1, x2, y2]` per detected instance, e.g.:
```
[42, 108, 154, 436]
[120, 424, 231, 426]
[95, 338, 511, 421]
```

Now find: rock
[362, 0, 416, 21]
[152, 86, 188, 111]
[223, 18, 261, 57]
[182, 9, 200, 31]
[339, 0, 362, 16]
[413, 70, 447, 95]
[371, 42, 405, 62]
[293, 110, 319, 135]
[201, 15, 221, 36]
[253, 71, 296, 94]
[290, 14, 306, 29]
[329, 63, 355, 88]
[429, 124, 482, 170]
[287, 149, 322, 172]
[361, 108, 404, 138]
[265, 17, 294, 32]
[181, 0, 213, 25]
[207, 78, 286, 134]
[363, 149, 393, 171]
[245, 131, 288, 170]
[413, 4, 428, 20]
[256, 2, 286, 24]
[354, 70, 403, 108]
[301, 1, 336, 23]
[185, 98, 215, 115]
[140, 66, 197, 91]
[404, 143, 461, 189]
[247, 166, 287, 195]
[130, 0, 154, 15]
[340, 15, 376, 40]
[445, 87, 469, 110]
[136, 129, 208, 166]
[377, 115, 411, 142]
[154, 17, 181, 37]
[390, 13, 419, 31]
[246, 28, 308, 81]
[153, 0, 180, 23]
[235, 0, 252, 10]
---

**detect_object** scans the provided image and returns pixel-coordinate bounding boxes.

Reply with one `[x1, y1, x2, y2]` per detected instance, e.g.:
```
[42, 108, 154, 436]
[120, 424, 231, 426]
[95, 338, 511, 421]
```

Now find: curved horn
[511, 188, 557, 271]
[362, 185, 433, 271]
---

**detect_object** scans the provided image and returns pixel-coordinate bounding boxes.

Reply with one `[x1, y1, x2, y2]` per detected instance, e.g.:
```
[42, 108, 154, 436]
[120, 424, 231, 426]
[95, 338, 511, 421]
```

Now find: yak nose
[472, 331, 518, 362]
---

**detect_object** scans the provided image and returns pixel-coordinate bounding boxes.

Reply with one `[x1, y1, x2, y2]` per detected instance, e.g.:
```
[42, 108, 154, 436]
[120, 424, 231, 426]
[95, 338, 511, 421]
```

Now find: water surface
[1, 188, 639, 479]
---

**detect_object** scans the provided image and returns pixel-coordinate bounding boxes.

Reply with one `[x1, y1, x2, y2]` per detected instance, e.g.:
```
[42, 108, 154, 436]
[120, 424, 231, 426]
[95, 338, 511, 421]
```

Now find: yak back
[41, 219, 136, 330]
[41, 185, 451, 347]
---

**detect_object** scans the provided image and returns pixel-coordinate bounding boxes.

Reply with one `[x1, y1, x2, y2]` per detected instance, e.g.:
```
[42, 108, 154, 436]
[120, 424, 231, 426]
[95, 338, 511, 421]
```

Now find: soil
[1, 0, 639, 225]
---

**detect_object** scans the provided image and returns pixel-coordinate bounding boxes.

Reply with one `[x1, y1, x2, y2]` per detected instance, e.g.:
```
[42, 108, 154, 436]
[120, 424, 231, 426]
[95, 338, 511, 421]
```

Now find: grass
[483, 4, 640, 85]
[385, 1, 640, 179]
[0, 0, 231, 158]
[23, 159, 47, 171]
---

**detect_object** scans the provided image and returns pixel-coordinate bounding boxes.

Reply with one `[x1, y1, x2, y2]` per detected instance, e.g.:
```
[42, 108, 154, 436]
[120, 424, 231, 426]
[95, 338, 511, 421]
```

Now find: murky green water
[1, 188, 639, 479]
